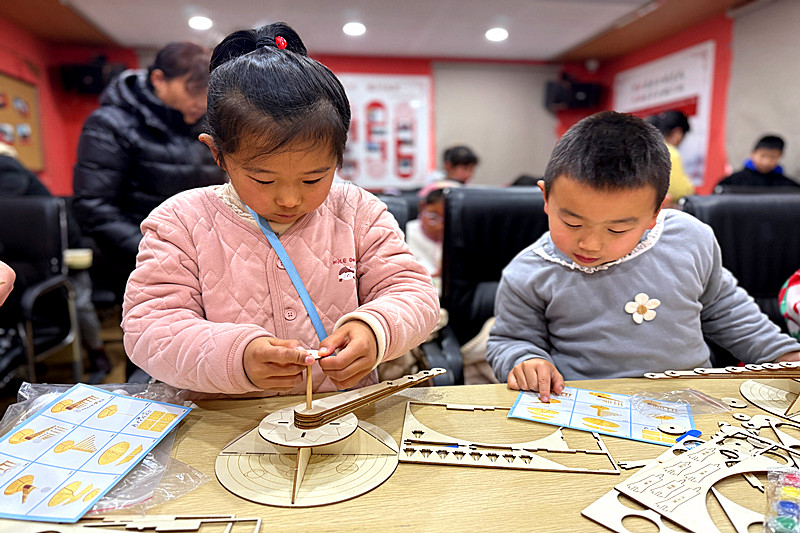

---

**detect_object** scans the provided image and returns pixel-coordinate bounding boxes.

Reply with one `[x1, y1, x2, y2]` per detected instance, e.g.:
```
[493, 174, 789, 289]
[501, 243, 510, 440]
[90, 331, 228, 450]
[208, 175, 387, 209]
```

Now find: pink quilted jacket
[122, 183, 439, 397]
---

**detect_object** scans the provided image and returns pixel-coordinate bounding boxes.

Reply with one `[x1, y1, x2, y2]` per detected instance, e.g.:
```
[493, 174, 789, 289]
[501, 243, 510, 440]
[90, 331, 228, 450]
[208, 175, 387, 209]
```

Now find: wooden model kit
[739, 378, 800, 420]
[582, 418, 800, 533]
[399, 401, 620, 474]
[645, 361, 800, 379]
[215, 369, 444, 507]
[0, 514, 262, 533]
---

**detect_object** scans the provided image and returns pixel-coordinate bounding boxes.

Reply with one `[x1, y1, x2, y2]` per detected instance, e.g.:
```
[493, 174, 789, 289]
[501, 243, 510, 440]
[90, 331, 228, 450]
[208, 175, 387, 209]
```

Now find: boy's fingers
[507, 372, 519, 390]
[537, 367, 552, 402]
[552, 372, 566, 395]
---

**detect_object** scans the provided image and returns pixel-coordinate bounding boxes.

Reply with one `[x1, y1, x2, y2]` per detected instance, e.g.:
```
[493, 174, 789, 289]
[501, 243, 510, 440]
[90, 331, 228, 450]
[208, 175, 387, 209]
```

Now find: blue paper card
[0, 383, 190, 522]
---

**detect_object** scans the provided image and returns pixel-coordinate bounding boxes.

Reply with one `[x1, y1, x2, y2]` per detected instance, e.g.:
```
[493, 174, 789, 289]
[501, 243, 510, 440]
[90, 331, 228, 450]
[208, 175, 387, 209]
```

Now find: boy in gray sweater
[487, 111, 800, 401]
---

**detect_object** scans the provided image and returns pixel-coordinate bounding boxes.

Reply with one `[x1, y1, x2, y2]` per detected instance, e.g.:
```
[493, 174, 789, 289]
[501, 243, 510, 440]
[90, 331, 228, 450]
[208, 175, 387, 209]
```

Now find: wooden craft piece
[216, 422, 398, 507]
[657, 423, 686, 435]
[709, 488, 763, 533]
[293, 368, 445, 429]
[721, 397, 747, 409]
[259, 409, 357, 447]
[645, 362, 800, 379]
[739, 379, 800, 421]
[80, 514, 261, 532]
[582, 488, 685, 533]
[732, 413, 750, 422]
[399, 401, 620, 474]
[614, 427, 799, 533]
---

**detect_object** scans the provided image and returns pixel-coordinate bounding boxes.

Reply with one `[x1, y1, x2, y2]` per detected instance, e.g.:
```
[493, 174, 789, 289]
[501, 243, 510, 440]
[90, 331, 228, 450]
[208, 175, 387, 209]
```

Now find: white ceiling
[64, 0, 654, 61]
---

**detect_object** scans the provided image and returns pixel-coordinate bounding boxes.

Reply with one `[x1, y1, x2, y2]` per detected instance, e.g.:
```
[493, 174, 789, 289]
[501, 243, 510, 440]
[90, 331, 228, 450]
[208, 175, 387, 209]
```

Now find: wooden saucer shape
[216, 420, 398, 507]
[657, 422, 686, 435]
[740, 379, 800, 421]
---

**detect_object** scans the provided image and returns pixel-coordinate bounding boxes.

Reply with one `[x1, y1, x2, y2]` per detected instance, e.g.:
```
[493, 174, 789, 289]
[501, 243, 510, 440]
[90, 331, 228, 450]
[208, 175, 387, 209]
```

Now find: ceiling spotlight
[485, 27, 508, 42]
[188, 16, 213, 30]
[343, 22, 366, 37]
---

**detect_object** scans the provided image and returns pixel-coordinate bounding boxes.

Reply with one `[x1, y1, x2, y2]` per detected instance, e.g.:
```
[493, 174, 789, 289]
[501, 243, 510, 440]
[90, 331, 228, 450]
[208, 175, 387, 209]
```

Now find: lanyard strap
[246, 207, 327, 343]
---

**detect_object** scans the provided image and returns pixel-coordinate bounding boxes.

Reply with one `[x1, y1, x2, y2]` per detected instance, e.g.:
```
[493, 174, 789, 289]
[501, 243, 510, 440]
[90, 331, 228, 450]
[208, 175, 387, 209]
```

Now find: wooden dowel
[305, 367, 312, 410]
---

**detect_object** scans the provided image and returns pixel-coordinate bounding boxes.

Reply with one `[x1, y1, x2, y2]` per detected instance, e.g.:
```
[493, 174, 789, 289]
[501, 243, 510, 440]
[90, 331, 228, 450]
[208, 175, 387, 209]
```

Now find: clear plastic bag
[630, 388, 731, 416]
[0, 382, 210, 514]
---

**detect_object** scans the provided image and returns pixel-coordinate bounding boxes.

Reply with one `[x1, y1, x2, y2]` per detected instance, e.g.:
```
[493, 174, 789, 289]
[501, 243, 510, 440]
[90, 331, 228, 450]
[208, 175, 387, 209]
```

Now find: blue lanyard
[246, 206, 327, 343]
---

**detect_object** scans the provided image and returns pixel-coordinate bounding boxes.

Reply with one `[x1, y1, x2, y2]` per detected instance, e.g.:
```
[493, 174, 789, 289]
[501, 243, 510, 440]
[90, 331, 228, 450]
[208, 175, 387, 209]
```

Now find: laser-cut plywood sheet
[509, 386, 695, 446]
[216, 420, 398, 507]
[740, 379, 800, 421]
[399, 401, 619, 474]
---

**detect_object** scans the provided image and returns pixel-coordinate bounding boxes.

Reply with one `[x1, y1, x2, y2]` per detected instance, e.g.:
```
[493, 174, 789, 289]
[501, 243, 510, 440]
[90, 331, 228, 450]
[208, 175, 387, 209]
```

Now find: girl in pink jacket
[121, 22, 439, 397]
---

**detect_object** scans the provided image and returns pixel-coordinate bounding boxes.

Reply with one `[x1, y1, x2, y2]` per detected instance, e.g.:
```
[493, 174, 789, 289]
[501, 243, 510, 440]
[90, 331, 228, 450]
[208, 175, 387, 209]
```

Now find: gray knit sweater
[487, 209, 799, 381]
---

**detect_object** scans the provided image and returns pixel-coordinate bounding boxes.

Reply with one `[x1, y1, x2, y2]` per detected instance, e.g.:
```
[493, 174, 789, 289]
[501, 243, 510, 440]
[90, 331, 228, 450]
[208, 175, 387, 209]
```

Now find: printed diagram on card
[508, 386, 695, 446]
[0, 383, 190, 523]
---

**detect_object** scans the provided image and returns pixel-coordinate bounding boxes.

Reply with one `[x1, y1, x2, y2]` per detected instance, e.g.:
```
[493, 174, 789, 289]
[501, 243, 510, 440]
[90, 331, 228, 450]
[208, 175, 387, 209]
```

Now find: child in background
[122, 22, 439, 397]
[487, 111, 800, 401]
[780, 269, 800, 340]
[646, 110, 695, 207]
[718, 135, 799, 188]
[429, 145, 480, 185]
[405, 183, 449, 293]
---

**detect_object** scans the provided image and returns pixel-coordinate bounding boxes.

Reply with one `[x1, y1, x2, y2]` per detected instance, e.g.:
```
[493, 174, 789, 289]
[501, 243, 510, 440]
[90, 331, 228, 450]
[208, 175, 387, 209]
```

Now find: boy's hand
[778, 350, 800, 363]
[243, 337, 314, 391]
[318, 320, 378, 390]
[508, 358, 565, 402]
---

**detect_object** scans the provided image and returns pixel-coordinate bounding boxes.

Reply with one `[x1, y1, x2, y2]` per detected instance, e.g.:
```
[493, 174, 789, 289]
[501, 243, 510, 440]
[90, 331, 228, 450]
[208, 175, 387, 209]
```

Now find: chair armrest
[19, 275, 73, 320]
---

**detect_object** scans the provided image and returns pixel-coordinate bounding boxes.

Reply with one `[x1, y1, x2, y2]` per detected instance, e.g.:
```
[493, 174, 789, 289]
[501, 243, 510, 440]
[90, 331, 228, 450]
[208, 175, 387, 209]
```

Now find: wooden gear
[216, 369, 444, 507]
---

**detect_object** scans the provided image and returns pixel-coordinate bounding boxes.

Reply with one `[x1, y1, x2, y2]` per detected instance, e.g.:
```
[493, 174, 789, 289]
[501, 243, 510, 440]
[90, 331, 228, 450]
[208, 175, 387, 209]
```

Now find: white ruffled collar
[533, 209, 667, 274]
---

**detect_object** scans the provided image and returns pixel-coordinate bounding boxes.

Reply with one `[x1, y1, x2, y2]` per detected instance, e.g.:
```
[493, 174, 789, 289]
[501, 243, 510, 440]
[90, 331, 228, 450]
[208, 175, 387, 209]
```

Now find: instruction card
[0, 383, 190, 523]
[508, 386, 695, 446]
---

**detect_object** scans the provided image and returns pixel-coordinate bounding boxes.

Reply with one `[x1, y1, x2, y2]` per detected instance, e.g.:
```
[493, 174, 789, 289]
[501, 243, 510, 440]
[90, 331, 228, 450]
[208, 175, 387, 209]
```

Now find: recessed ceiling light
[485, 27, 508, 42]
[343, 22, 366, 37]
[188, 16, 213, 30]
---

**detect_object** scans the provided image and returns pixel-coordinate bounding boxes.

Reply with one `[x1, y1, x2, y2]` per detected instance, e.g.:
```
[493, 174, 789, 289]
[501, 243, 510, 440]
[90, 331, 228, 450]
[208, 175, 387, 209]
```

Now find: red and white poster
[337, 74, 431, 189]
[613, 41, 715, 186]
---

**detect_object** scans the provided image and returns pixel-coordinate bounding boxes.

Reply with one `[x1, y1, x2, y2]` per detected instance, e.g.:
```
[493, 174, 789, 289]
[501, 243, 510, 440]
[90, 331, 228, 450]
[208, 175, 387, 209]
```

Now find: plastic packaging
[765, 468, 800, 533]
[0, 382, 209, 514]
[630, 388, 731, 416]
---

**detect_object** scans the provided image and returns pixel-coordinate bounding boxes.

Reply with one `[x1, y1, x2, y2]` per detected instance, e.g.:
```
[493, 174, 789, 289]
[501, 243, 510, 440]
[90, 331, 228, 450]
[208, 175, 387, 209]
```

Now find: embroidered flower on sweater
[624, 293, 660, 324]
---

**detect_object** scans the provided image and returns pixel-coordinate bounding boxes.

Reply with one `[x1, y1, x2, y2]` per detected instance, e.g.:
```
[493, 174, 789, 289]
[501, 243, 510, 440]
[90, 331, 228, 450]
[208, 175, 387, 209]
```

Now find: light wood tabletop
[125, 378, 776, 532]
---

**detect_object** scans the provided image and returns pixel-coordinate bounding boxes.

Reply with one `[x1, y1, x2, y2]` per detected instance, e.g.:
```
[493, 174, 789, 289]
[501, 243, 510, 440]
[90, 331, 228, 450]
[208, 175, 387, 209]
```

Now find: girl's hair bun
[210, 22, 307, 73]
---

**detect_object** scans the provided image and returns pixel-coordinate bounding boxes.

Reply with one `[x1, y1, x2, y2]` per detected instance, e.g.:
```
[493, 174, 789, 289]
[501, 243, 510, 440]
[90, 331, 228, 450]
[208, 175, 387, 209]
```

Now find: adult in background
[73, 41, 227, 302]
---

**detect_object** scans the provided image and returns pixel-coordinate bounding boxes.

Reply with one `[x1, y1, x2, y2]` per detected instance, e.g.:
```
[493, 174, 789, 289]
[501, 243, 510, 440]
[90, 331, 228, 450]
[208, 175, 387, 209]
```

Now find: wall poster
[613, 41, 716, 187]
[337, 74, 431, 190]
[0, 73, 43, 171]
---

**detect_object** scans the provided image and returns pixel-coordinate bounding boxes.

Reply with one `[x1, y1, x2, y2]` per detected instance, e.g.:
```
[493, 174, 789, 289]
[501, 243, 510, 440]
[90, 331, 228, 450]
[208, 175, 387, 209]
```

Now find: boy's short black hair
[754, 135, 785, 152]
[542, 111, 670, 211]
[443, 145, 479, 167]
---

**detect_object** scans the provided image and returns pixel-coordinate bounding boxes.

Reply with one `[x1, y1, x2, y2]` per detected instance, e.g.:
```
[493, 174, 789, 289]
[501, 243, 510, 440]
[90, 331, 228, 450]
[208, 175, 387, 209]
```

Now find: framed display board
[0, 72, 43, 171]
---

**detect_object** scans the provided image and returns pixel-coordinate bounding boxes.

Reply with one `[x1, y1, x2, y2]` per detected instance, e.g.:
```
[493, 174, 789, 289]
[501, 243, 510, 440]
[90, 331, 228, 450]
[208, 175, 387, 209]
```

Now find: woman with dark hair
[121, 23, 438, 397]
[73, 41, 227, 302]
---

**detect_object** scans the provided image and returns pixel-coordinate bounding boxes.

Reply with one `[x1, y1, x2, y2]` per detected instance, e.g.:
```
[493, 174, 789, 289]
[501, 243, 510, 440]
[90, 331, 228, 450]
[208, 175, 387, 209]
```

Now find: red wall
[0, 16, 137, 195]
[556, 14, 733, 194]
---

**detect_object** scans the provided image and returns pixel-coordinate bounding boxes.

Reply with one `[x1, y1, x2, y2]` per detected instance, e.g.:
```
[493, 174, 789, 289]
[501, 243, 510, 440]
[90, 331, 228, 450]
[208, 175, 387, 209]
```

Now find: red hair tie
[275, 36, 287, 50]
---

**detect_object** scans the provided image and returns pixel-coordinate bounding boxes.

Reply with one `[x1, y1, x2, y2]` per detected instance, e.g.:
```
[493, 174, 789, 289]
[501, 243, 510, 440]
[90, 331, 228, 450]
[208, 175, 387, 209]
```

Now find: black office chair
[375, 194, 410, 232]
[441, 186, 548, 345]
[0, 197, 83, 385]
[683, 194, 800, 364]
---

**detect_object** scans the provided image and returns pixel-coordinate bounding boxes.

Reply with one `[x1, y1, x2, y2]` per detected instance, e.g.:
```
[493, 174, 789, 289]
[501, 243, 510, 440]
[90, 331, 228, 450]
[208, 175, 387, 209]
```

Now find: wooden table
[139, 378, 773, 532]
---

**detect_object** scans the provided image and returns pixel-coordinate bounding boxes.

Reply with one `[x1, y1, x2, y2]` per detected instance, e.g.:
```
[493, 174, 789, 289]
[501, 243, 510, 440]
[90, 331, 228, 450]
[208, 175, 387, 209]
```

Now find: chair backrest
[682, 194, 800, 332]
[375, 195, 410, 232]
[441, 186, 548, 344]
[713, 184, 800, 195]
[0, 196, 67, 300]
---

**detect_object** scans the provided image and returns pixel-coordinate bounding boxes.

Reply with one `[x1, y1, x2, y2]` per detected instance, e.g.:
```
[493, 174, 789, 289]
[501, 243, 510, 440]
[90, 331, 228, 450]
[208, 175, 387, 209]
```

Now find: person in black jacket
[718, 135, 800, 189]
[73, 42, 227, 301]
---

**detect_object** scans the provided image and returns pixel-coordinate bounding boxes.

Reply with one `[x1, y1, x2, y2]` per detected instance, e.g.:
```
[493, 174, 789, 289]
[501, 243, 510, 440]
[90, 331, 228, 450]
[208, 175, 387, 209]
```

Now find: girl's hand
[508, 358, 565, 403]
[243, 337, 314, 391]
[318, 320, 378, 389]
